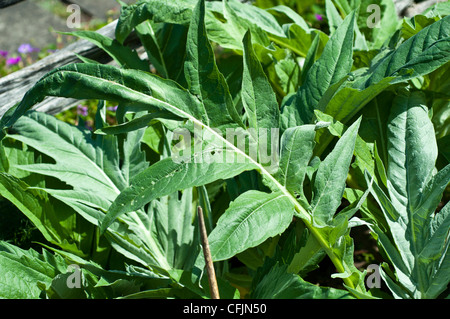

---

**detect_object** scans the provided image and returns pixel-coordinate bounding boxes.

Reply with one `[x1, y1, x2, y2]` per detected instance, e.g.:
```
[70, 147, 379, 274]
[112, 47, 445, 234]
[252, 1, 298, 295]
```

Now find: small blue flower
[77, 104, 88, 117]
[18, 43, 39, 54]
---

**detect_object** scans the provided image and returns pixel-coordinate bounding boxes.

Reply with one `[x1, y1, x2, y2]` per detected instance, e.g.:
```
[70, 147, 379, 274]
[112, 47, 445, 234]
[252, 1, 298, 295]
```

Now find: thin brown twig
[197, 206, 220, 299]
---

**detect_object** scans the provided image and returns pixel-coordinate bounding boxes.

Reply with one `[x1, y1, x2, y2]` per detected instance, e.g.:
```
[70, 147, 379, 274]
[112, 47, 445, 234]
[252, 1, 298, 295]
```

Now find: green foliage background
[0, 0, 449, 299]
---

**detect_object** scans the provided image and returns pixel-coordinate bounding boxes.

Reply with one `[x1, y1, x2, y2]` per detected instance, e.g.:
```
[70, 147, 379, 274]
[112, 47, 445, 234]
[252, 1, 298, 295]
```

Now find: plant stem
[268, 35, 307, 58]
[198, 206, 220, 299]
[304, 221, 356, 290]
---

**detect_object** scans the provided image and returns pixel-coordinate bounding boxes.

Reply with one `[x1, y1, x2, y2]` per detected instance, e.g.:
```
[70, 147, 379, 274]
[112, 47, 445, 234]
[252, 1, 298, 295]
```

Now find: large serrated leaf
[365, 91, 450, 299]
[7, 111, 124, 200]
[0, 241, 67, 299]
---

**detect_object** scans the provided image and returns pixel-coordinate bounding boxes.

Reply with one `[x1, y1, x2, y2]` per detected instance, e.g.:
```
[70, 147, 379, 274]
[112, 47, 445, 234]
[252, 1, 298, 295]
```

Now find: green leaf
[251, 42, 290, 99]
[0, 173, 80, 250]
[135, 21, 168, 78]
[3, 111, 190, 271]
[300, 32, 321, 86]
[275, 124, 316, 200]
[386, 92, 438, 216]
[155, 24, 190, 83]
[251, 263, 354, 299]
[0, 241, 67, 299]
[204, 0, 270, 51]
[267, 18, 327, 59]
[310, 118, 361, 226]
[402, 15, 440, 40]
[365, 90, 450, 298]
[60, 30, 149, 71]
[95, 111, 180, 136]
[266, 5, 311, 32]
[115, 0, 197, 44]
[357, 0, 400, 49]
[281, 10, 355, 126]
[287, 228, 326, 275]
[184, 0, 242, 128]
[423, 1, 450, 17]
[319, 77, 394, 127]
[241, 30, 280, 165]
[208, 190, 295, 262]
[355, 15, 450, 89]
[225, 0, 285, 38]
[325, 0, 343, 35]
[101, 143, 257, 234]
[0, 128, 112, 262]
[120, 127, 150, 184]
[0, 63, 207, 140]
[416, 164, 450, 219]
[147, 188, 200, 270]
[333, 0, 353, 15]
[273, 54, 301, 96]
[116, 0, 270, 53]
[312, 16, 450, 141]
[7, 111, 124, 201]
[241, 31, 280, 132]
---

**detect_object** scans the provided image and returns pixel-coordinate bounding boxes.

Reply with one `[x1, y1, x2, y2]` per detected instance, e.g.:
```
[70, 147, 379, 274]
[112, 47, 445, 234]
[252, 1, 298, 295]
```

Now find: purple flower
[77, 104, 88, 117]
[18, 43, 40, 54]
[107, 105, 118, 112]
[0, 50, 8, 58]
[315, 14, 323, 21]
[6, 56, 21, 65]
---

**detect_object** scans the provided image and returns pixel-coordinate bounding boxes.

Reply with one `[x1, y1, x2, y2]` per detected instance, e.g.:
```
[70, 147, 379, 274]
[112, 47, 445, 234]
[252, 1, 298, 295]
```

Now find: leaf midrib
[65, 70, 311, 221]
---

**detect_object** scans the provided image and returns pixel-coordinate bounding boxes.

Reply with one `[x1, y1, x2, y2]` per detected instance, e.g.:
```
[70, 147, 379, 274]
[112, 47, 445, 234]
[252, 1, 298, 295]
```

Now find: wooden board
[0, 19, 141, 117]
[0, 0, 25, 9]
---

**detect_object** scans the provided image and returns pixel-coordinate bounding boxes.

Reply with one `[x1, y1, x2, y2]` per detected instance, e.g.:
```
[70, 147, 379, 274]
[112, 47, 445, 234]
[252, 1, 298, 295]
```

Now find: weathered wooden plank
[0, 19, 142, 117]
[0, 0, 25, 9]
[402, 0, 447, 17]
